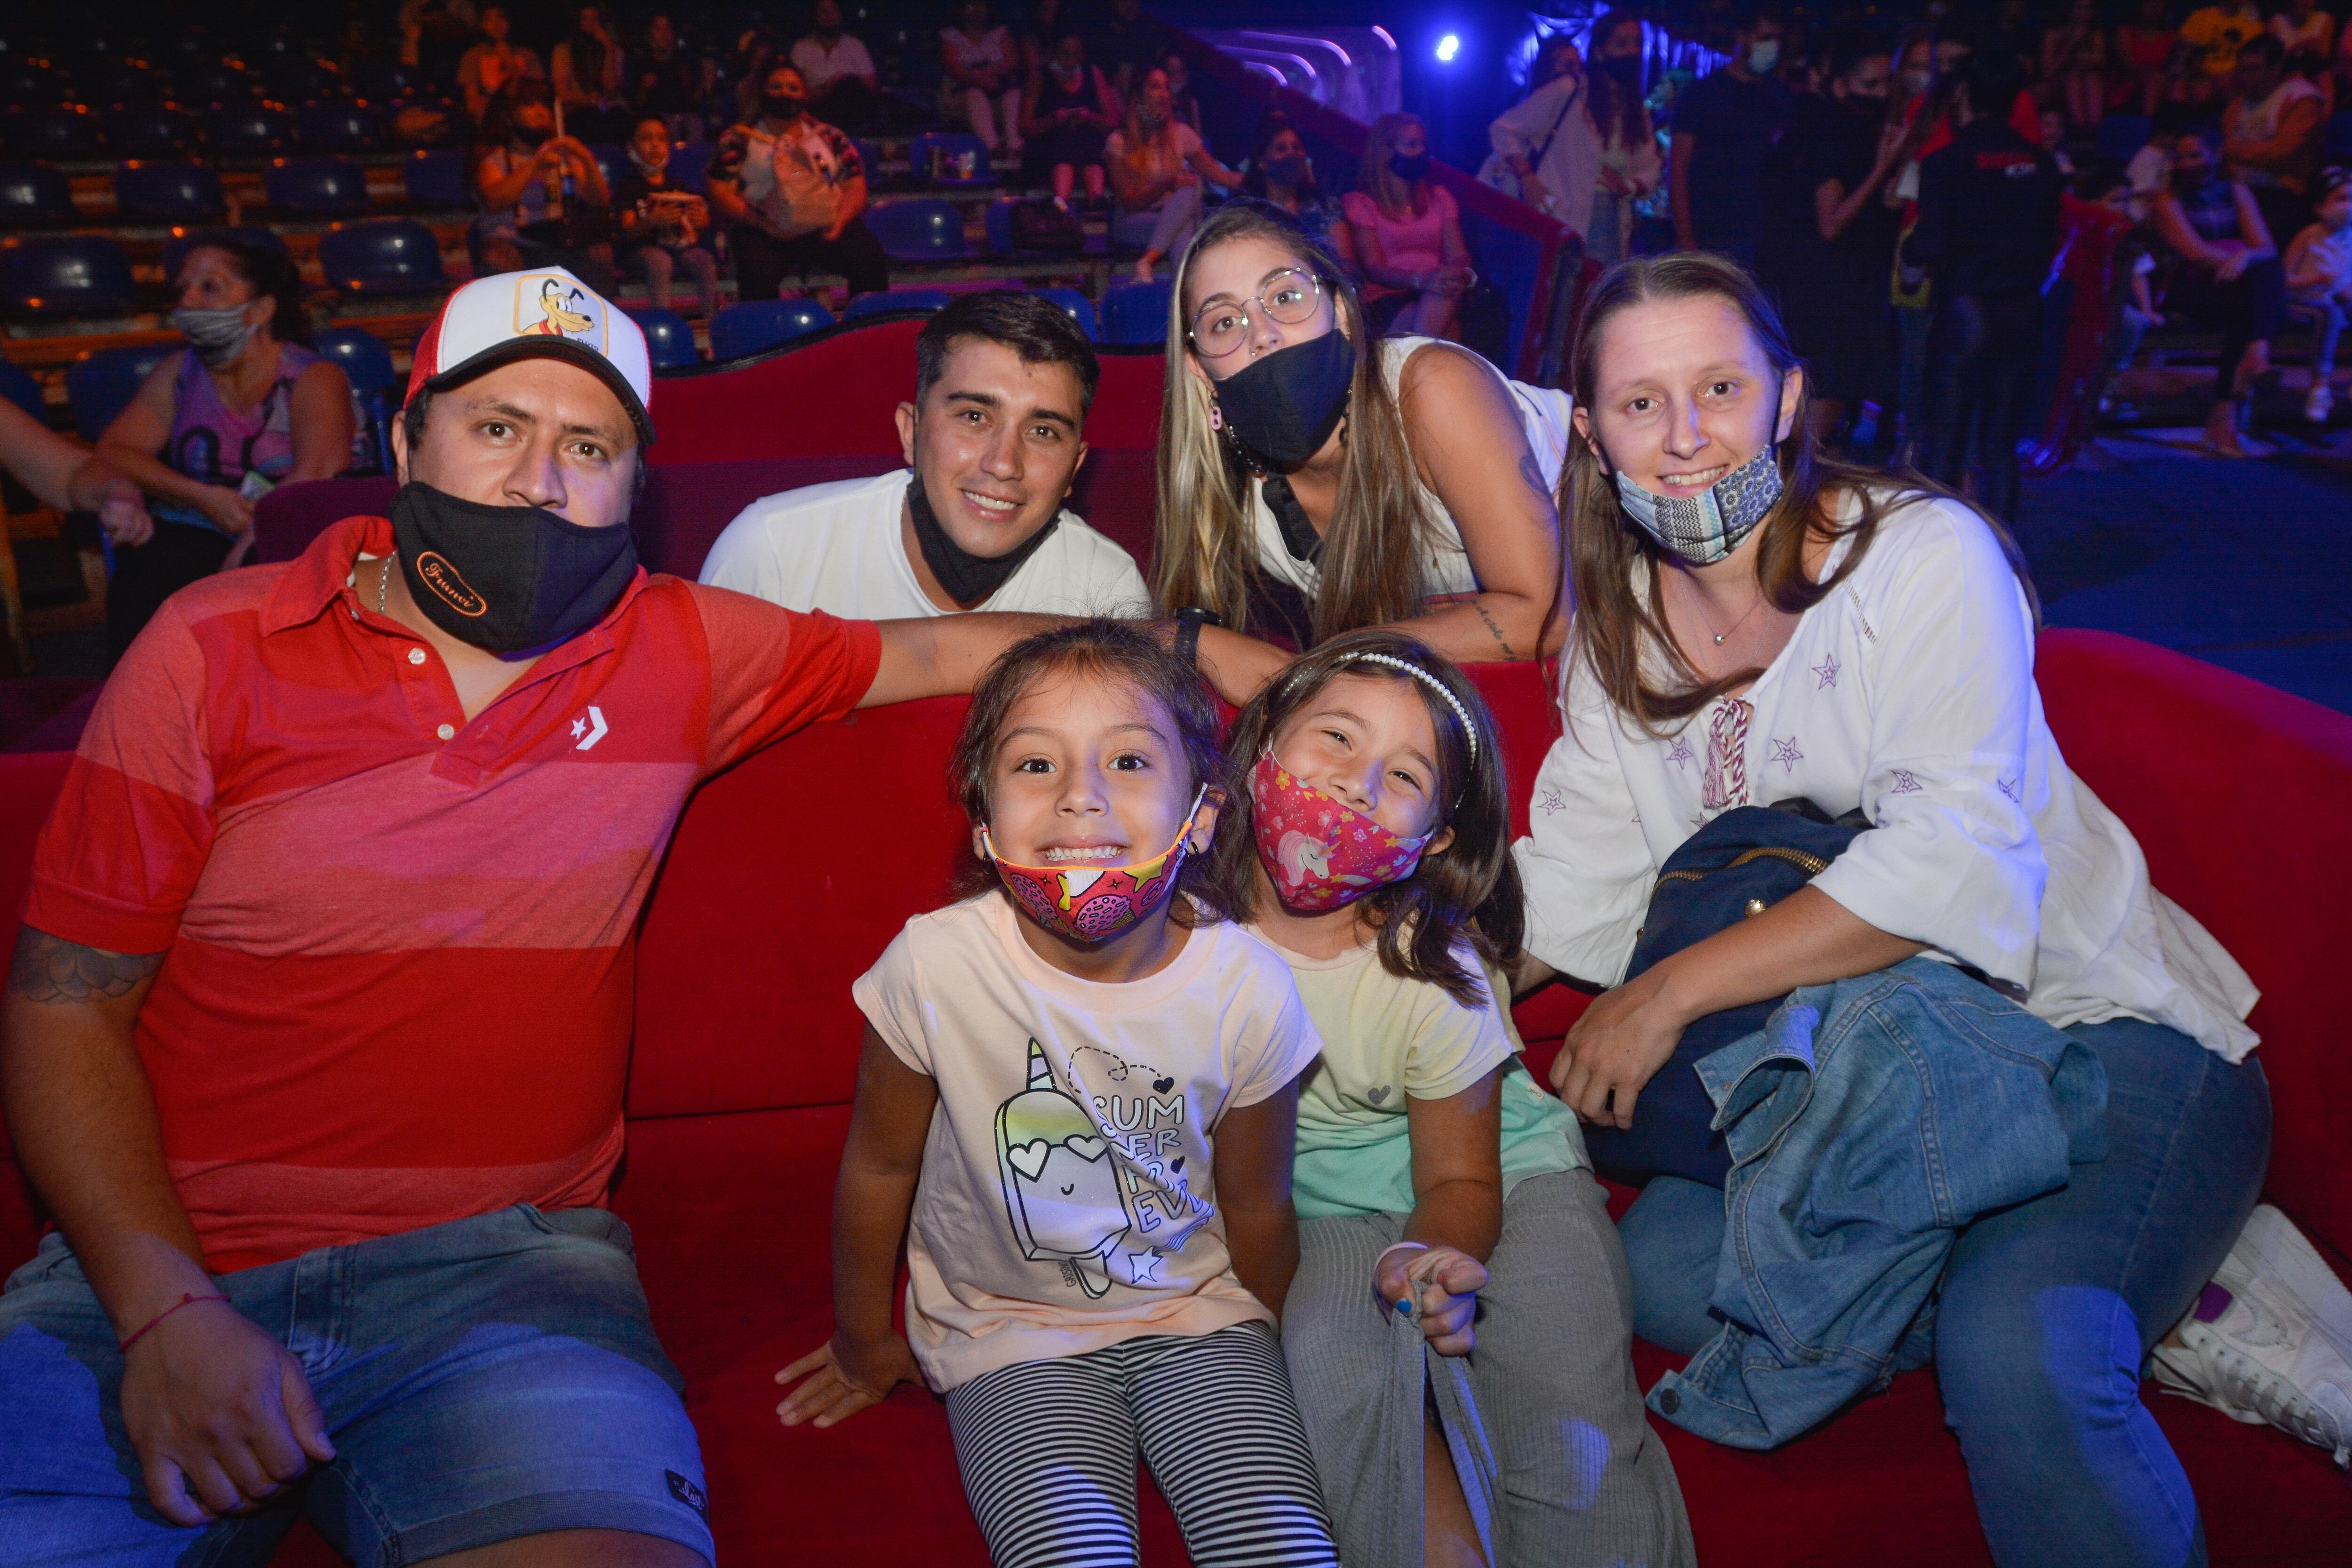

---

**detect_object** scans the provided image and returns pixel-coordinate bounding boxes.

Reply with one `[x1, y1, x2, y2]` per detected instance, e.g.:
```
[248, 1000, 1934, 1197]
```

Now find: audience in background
[1588, 13, 1664, 268]
[456, 6, 544, 128]
[470, 80, 614, 287]
[614, 117, 720, 317]
[551, 5, 630, 142]
[1160, 50, 1205, 135]
[94, 237, 353, 661]
[2285, 167, 2352, 423]
[2222, 33, 2327, 244]
[1110, 66, 1243, 282]
[2271, 0, 2337, 68]
[1347, 113, 1477, 341]
[1241, 111, 1341, 240]
[2050, 26, 2110, 135]
[637, 12, 712, 139]
[2150, 125, 2283, 457]
[1021, 31, 1118, 208]
[1089, 0, 1160, 104]
[401, 0, 480, 76]
[1672, 5, 1796, 263]
[0, 402, 148, 555]
[703, 293, 1148, 619]
[2117, 0, 2182, 113]
[941, 0, 1025, 158]
[708, 60, 889, 302]
[794, 0, 881, 135]
[1021, 0, 1070, 79]
[2181, 0, 2269, 86]
[1487, 37, 1604, 245]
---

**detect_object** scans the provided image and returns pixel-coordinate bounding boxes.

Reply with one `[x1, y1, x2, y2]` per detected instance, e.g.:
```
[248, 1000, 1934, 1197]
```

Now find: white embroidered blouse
[1513, 490, 2260, 1061]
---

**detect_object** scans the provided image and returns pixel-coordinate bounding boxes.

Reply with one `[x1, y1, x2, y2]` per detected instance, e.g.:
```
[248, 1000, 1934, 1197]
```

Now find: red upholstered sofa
[6, 323, 2350, 1563]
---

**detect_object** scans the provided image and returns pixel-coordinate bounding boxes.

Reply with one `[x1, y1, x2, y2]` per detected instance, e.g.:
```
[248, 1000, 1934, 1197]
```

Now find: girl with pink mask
[1214, 630, 1693, 1568]
[777, 620, 1341, 1568]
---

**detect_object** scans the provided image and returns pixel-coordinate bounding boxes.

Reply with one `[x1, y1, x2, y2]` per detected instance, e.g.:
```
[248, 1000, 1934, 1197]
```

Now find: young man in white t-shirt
[701, 291, 1151, 619]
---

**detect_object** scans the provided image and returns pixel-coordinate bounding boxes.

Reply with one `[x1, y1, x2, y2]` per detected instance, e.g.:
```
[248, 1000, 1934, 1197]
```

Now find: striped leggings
[944, 1321, 1339, 1568]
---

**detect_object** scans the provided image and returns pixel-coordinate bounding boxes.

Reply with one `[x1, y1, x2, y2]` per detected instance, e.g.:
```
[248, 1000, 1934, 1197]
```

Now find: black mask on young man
[763, 92, 807, 120]
[1213, 328, 1356, 469]
[390, 481, 639, 653]
[906, 475, 1061, 607]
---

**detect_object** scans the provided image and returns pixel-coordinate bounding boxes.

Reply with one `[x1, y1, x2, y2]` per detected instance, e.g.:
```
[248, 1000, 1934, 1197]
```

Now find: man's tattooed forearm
[1472, 601, 1519, 660]
[6, 930, 164, 1004]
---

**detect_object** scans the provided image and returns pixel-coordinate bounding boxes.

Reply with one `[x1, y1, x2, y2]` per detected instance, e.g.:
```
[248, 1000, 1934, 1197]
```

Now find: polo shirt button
[437, 723, 455, 741]
[408, 648, 427, 665]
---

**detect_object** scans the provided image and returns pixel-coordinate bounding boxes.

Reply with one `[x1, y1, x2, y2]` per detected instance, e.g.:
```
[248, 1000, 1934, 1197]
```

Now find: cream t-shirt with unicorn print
[853, 891, 1324, 1392]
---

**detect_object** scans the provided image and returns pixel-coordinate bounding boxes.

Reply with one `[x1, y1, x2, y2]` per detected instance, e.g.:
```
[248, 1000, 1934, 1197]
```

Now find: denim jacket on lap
[1646, 957, 2109, 1449]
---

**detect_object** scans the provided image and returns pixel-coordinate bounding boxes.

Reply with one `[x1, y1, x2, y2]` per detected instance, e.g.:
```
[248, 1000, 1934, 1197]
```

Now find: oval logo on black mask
[415, 551, 489, 617]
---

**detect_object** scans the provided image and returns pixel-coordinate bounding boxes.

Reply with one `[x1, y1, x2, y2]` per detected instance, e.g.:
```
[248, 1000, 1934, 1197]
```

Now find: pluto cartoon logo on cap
[514, 275, 606, 348]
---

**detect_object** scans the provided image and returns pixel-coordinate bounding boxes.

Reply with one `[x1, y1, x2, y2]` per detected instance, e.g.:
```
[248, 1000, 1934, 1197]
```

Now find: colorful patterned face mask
[1612, 443, 1785, 566]
[982, 786, 1207, 943]
[1249, 754, 1434, 913]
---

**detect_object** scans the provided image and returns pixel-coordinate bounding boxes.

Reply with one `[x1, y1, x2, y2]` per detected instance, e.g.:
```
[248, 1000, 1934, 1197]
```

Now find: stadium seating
[312, 326, 400, 476]
[839, 287, 954, 319]
[265, 62, 342, 104]
[1100, 276, 1174, 345]
[402, 148, 472, 208]
[0, 359, 43, 421]
[2, 109, 100, 162]
[263, 157, 373, 218]
[865, 198, 971, 263]
[173, 64, 256, 110]
[2095, 114, 2155, 165]
[64, 343, 175, 439]
[316, 218, 447, 296]
[205, 106, 295, 158]
[0, 235, 137, 318]
[1033, 285, 1100, 342]
[665, 141, 714, 195]
[78, 61, 163, 110]
[628, 307, 700, 370]
[908, 131, 994, 186]
[112, 162, 227, 223]
[0, 166, 77, 228]
[297, 101, 387, 155]
[161, 226, 287, 283]
[708, 297, 836, 361]
[99, 108, 197, 160]
[352, 62, 428, 102]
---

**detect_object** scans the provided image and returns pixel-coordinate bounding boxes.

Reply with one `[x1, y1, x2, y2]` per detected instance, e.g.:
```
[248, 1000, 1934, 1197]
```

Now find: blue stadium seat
[174, 63, 256, 109]
[79, 62, 163, 108]
[0, 63, 61, 104]
[113, 161, 227, 222]
[312, 326, 397, 393]
[2327, 112, 2352, 160]
[206, 106, 295, 157]
[162, 227, 287, 283]
[709, 298, 836, 361]
[841, 288, 954, 320]
[627, 307, 700, 369]
[317, 218, 447, 295]
[403, 147, 472, 207]
[3, 109, 100, 162]
[0, 165, 77, 227]
[1100, 277, 1173, 345]
[0, 358, 42, 422]
[665, 141, 713, 195]
[591, 144, 626, 194]
[65, 344, 176, 438]
[101, 109, 196, 159]
[1033, 286, 1099, 342]
[908, 132, 995, 186]
[353, 62, 427, 101]
[268, 62, 342, 103]
[2093, 115, 2155, 165]
[984, 198, 1015, 255]
[853, 139, 883, 185]
[298, 100, 385, 153]
[265, 157, 372, 217]
[865, 199, 971, 263]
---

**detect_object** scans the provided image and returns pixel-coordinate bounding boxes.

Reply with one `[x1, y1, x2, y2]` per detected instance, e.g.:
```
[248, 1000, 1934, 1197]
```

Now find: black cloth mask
[1260, 153, 1310, 187]
[763, 93, 807, 120]
[1214, 327, 1356, 469]
[906, 475, 1060, 607]
[1389, 151, 1432, 183]
[390, 482, 639, 653]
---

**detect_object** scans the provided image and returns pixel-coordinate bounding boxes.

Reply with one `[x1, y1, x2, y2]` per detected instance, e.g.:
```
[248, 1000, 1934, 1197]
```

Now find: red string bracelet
[117, 1292, 230, 1355]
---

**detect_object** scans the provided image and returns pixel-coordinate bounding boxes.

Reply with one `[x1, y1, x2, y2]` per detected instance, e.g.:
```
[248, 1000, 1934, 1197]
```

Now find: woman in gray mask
[1152, 203, 1573, 703]
[94, 234, 353, 661]
[1511, 253, 2269, 1568]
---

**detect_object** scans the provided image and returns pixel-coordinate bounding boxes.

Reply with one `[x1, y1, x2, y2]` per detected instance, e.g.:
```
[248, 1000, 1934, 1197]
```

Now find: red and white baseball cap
[405, 267, 655, 447]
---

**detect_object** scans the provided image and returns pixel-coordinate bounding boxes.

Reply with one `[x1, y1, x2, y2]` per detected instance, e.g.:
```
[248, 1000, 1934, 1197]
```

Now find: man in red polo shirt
[0, 270, 1053, 1565]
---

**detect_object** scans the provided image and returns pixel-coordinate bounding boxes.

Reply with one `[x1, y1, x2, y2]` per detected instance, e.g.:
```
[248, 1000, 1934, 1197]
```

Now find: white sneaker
[2151, 1204, 2352, 1467]
[2305, 383, 2336, 424]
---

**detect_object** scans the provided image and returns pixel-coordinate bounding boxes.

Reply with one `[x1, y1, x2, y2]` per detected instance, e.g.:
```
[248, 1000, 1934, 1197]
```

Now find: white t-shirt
[1250, 336, 1575, 604]
[854, 894, 1324, 1390]
[699, 469, 1152, 620]
[2292, 223, 2352, 299]
[790, 33, 876, 89]
[1512, 490, 2260, 1062]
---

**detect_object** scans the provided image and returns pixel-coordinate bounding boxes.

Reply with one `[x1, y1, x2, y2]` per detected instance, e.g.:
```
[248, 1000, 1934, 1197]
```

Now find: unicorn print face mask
[1248, 754, 1433, 913]
[982, 786, 1208, 943]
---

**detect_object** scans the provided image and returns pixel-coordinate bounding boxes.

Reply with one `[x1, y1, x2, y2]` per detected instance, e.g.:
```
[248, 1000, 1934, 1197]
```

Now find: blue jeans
[2291, 294, 2347, 377]
[0, 1204, 714, 1567]
[1620, 1018, 2269, 1568]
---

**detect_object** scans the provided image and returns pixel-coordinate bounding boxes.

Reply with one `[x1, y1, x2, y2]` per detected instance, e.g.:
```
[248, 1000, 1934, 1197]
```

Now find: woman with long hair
[1238, 111, 1338, 238]
[1152, 204, 1573, 703]
[1586, 13, 1663, 266]
[1513, 253, 2265, 1568]
[1110, 65, 1243, 281]
[1347, 112, 1478, 339]
[470, 79, 614, 286]
[550, 3, 628, 141]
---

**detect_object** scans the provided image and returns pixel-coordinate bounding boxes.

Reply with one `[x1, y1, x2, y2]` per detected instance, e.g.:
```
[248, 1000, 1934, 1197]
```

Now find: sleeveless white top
[1248, 335, 1575, 603]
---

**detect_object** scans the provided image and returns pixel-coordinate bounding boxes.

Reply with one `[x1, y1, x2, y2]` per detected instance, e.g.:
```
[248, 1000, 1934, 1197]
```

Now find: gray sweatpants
[1281, 1171, 1694, 1568]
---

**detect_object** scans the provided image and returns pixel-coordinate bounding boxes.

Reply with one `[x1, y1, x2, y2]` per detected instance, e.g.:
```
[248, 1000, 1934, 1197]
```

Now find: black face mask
[1601, 56, 1644, 87]
[390, 482, 639, 654]
[1389, 151, 1432, 183]
[1214, 328, 1356, 469]
[1261, 153, 1310, 187]
[763, 92, 806, 120]
[906, 475, 1060, 608]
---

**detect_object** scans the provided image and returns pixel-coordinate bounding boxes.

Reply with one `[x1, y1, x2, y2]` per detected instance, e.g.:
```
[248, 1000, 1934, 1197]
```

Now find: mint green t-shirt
[1261, 935, 1587, 1220]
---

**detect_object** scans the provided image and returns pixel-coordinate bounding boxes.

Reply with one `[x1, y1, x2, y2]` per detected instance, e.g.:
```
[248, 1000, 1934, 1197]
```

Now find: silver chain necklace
[1683, 573, 1767, 647]
[379, 555, 392, 616]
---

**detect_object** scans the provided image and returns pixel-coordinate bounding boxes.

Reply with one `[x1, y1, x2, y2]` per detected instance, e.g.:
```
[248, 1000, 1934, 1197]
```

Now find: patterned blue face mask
[1612, 445, 1785, 566]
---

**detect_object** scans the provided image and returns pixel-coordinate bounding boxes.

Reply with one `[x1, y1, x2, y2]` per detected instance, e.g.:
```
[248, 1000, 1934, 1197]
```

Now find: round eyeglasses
[1188, 268, 1325, 359]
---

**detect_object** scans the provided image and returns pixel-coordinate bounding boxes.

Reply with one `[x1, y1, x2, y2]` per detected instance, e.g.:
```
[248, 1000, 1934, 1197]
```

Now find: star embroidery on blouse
[1537, 788, 1566, 816]
[570, 716, 588, 740]
[1124, 1250, 1164, 1285]
[1812, 651, 1841, 689]
[1690, 812, 1711, 832]
[1890, 768, 1923, 794]
[1664, 734, 1696, 772]
[1769, 735, 1805, 773]
[1998, 776, 2023, 804]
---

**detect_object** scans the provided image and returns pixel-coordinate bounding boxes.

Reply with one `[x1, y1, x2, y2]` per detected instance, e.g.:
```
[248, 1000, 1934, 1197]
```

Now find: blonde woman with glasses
[1154, 204, 1574, 705]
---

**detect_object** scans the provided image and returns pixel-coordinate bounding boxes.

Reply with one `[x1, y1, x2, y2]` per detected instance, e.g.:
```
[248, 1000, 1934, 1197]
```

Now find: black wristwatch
[1172, 606, 1219, 669]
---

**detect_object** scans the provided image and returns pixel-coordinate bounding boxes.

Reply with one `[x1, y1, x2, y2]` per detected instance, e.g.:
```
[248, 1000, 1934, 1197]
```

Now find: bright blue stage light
[1435, 33, 1461, 62]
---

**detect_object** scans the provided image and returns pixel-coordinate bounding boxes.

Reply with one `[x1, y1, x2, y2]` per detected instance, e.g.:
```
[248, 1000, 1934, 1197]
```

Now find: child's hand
[1375, 1244, 1489, 1357]
[774, 1331, 917, 1429]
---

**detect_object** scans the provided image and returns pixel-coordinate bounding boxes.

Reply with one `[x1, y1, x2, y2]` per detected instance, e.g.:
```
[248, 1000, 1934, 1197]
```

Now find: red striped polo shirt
[23, 514, 881, 1272]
